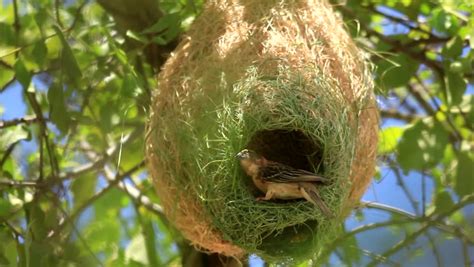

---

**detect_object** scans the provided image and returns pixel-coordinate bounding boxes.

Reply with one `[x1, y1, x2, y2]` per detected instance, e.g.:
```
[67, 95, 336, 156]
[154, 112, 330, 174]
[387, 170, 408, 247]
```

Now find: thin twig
[421, 172, 426, 216]
[63, 85, 94, 154]
[50, 159, 149, 237]
[320, 218, 418, 260]
[132, 201, 161, 266]
[365, 195, 474, 266]
[0, 179, 42, 187]
[462, 238, 471, 267]
[4, 221, 23, 239]
[397, 93, 418, 114]
[390, 164, 442, 266]
[361, 201, 474, 243]
[406, 83, 436, 116]
[414, 74, 464, 142]
[0, 115, 40, 129]
[367, 5, 448, 42]
[67, 0, 88, 32]
[0, 60, 13, 69]
[12, 0, 20, 35]
[25, 91, 47, 181]
[0, 143, 16, 169]
[339, 6, 444, 76]
[49, 195, 104, 267]
[55, 0, 64, 28]
[392, 167, 441, 265]
[353, 246, 400, 267]
[58, 130, 139, 180]
[103, 163, 165, 217]
[390, 165, 420, 214]
[381, 109, 420, 121]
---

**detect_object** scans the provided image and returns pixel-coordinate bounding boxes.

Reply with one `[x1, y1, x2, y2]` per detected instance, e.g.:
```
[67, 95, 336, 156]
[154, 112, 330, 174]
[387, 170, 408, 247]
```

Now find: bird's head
[236, 149, 262, 161]
[236, 149, 266, 176]
[235, 149, 267, 176]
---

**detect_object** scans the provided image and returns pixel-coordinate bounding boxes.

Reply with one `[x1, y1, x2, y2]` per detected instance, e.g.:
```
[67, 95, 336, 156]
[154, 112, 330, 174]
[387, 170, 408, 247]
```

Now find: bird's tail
[299, 183, 333, 218]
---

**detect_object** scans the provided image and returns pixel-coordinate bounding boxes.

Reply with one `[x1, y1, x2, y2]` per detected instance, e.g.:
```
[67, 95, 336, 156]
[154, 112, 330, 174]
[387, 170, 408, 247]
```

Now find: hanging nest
[146, 0, 378, 263]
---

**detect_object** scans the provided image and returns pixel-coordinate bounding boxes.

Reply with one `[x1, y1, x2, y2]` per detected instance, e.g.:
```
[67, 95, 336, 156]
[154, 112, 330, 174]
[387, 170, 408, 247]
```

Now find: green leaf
[376, 53, 419, 89]
[125, 235, 149, 265]
[442, 36, 463, 58]
[378, 126, 405, 154]
[0, 198, 14, 218]
[429, 8, 461, 35]
[338, 230, 361, 265]
[454, 151, 474, 197]
[26, 203, 48, 240]
[31, 41, 48, 67]
[84, 218, 120, 253]
[13, 58, 31, 90]
[71, 173, 96, 209]
[0, 23, 16, 46]
[122, 73, 141, 97]
[126, 30, 147, 43]
[434, 190, 454, 213]
[141, 217, 160, 266]
[0, 68, 15, 91]
[142, 13, 180, 34]
[0, 253, 9, 265]
[397, 121, 449, 171]
[0, 158, 14, 179]
[0, 125, 30, 151]
[47, 83, 70, 133]
[445, 72, 466, 106]
[27, 240, 55, 267]
[142, 13, 181, 44]
[52, 25, 82, 85]
[0, 231, 17, 267]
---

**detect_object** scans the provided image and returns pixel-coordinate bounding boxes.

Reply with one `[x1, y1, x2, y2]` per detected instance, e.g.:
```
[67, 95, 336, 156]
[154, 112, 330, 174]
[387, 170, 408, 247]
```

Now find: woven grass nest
[146, 0, 378, 263]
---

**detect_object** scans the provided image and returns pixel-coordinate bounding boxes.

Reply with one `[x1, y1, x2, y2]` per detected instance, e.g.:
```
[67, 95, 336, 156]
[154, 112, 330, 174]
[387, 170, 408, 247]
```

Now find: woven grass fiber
[146, 0, 378, 263]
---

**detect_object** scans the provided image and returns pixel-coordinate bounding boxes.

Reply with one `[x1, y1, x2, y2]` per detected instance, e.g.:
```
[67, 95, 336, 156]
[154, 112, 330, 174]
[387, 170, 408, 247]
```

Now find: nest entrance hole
[246, 129, 324, 173]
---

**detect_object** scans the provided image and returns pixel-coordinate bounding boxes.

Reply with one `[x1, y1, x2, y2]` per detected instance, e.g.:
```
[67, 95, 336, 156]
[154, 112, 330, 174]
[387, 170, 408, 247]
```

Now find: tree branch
[361, 200, 474, 242]
[103, 164, 165, 218]
[4, 221, 23, 239]
[55, 0, 64, 28]
[66, 0, 88, 32]
[0, 179, 42, 187]
[366, 5, 449, 44]
[0, 115, 40, 129]
[50, 159, 148, 238]
[390, 165, 443, 267]
[381, 109, 420, 121]
[58, 129, 141, 180]
[365, 195, 474, 266]
[12, 0, 20, 36]
[338, 6, 445, 77]
[25, 90, 47, 181]
[0, 143, 16, 169]
[0, 59, 13, 69]
[48, 195, 105, 267]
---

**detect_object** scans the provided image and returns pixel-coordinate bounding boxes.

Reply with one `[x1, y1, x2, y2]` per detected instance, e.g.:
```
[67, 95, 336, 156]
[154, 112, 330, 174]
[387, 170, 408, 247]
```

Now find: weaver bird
[236, 149, 332, 217]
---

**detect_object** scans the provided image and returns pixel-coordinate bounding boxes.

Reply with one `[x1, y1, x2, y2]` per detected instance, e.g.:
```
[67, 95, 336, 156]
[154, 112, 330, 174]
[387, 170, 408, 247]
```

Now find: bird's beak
[235, 151, 243, 159]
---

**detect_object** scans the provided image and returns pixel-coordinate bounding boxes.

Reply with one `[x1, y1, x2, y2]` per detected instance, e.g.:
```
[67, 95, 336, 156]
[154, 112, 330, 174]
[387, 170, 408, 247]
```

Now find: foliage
[0, 0, 472, 266]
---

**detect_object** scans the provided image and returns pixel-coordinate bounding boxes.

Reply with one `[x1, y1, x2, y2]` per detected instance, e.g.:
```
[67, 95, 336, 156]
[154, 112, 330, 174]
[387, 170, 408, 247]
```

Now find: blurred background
[0, 0, 473, 266]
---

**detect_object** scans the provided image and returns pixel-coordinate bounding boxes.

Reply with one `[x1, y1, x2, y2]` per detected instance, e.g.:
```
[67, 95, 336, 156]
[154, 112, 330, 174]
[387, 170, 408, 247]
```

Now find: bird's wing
[299, 183, 333, 217]
[260, 162, 329, 183]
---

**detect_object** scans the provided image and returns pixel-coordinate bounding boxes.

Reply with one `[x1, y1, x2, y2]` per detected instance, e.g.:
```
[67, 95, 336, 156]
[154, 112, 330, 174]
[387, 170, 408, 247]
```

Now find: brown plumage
[236, 149, 332, 217]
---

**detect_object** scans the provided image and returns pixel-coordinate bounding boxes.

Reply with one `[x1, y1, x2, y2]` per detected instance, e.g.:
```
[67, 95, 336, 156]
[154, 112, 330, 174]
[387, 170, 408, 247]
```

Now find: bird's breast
[252, 176, 268, 193]
[267, 183, 303, 199]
